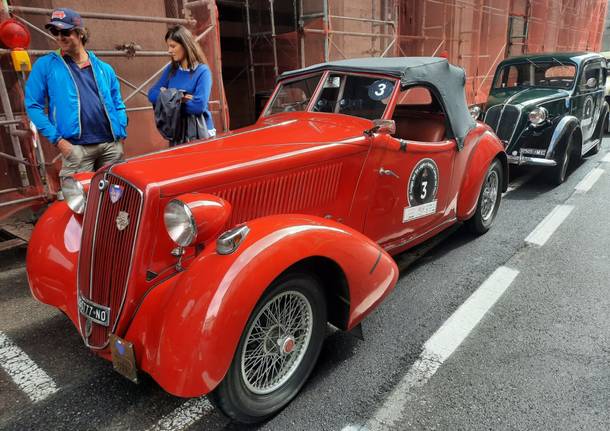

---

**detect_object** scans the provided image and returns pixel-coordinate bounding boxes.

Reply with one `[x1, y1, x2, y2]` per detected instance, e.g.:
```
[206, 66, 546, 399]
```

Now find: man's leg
[95, 141, 124, 171]
[59, 144, 96, 178]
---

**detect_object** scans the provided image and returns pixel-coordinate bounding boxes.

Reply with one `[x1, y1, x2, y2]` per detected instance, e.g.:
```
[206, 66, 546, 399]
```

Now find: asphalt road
[1, 139, 609, 431]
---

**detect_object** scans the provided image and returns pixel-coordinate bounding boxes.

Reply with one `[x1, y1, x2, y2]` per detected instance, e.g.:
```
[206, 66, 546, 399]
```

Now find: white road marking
[505, 171, 535, 194]
[146, 397, 214, 431]
[343, 266, 519, 431]
[524, 205, 574, 247]
[0, 331, 58, 402]
[601, 153, 610, 163]
[574, 168, 604, 193]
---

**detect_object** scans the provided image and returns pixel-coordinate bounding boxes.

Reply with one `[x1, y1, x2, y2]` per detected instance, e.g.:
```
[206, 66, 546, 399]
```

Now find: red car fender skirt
[456, 131, 506, 221]
[26, 200, 82, 328]
[125, 214, 398, 397]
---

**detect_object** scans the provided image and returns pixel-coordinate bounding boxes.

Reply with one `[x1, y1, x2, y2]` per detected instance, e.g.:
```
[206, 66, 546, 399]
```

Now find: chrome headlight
[469, 105, 482, 120]
[528, 107, 548, 127]
[164, 199, 196, 247]
[61, 177, 86, 214]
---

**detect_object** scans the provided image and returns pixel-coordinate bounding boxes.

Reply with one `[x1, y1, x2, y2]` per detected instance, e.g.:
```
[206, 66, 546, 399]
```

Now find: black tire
[550, 130, 574, 185]
[210, 272, 327, 424]
[466, 159, 503, 235]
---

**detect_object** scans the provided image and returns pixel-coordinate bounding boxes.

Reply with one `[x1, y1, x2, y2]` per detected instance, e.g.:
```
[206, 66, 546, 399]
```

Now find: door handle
[379, 168, 399, 179]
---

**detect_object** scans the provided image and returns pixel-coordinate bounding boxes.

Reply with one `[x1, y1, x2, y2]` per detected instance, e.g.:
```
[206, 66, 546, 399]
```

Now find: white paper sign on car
[403, 200, 437, 222]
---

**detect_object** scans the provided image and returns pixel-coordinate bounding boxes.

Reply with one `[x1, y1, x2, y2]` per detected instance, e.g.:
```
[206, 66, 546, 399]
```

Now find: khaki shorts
[60, 141, 124, 178]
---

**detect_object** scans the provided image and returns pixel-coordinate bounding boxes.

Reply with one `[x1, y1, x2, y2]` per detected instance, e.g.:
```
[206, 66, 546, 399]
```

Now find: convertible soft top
[279, 57, 476, 148]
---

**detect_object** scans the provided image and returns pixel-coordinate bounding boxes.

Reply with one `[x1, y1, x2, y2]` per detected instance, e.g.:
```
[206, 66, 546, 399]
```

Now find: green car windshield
[493, 61, 577, 90]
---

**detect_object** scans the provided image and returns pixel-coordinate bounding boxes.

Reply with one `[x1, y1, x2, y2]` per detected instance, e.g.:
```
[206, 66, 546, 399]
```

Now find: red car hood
[111, 112, 372, 195]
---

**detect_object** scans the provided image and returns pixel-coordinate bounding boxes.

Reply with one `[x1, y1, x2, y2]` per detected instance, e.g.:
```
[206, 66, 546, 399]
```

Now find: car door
[573, 59, 605, 142]
[363, 136, 455, 252]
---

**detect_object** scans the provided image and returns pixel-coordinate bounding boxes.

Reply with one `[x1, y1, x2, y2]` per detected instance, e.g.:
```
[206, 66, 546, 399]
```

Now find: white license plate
[78, 295, 110, 327]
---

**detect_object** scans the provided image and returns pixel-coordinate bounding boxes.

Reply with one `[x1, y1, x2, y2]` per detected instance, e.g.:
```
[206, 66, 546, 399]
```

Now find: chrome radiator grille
[484, 104, 521, 145]
[77, 172, 143, 349]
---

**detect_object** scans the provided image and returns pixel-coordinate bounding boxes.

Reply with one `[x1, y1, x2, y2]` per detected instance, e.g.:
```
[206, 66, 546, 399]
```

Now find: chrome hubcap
[241, 291, 313, 395]
[481, 170, 499, 221]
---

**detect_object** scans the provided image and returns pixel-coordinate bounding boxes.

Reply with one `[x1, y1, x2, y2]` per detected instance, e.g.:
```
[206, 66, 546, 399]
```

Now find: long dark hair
[165, 25, 207, 75]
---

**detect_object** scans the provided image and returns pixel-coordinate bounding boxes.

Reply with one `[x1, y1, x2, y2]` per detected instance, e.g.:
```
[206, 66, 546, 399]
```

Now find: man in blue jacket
[25, 8, 127, 178]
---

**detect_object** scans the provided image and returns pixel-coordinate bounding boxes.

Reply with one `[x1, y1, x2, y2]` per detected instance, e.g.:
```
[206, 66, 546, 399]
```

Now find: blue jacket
[25, 50, 127, 144]
[148, 64, 214, 131]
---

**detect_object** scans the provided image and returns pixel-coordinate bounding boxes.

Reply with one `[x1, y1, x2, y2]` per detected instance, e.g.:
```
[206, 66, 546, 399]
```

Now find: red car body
[26, 57, 506, 420]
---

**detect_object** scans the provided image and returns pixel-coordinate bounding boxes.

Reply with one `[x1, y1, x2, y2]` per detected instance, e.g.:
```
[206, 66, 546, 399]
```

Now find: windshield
[265, 73, 323, 116]
[312, 74, 395, 120]
[493, 61, 576, 90]
[265, 72, 396, 120]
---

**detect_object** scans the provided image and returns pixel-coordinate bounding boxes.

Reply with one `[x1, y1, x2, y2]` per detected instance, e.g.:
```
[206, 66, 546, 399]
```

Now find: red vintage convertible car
[26, 57, 507, 423]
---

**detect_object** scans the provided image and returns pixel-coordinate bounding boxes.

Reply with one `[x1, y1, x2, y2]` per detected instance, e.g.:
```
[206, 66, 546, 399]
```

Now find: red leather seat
[392, 110, 447, 142]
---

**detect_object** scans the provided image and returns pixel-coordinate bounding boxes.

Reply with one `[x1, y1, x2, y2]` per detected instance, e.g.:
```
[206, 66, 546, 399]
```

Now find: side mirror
[365, 119, 396, 136]
[586, 77, 598, 89]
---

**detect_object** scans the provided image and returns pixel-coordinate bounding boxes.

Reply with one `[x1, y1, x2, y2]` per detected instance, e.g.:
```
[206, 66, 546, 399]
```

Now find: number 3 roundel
[408, 159, 439, 206]
[369, 80, 394, 101]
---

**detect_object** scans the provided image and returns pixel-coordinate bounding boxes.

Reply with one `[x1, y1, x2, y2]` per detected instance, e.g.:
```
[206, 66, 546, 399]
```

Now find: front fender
[547, 115, 580, 160]
[125, 214, 398, 397]
[26, 200, 82, 329]
[457, 131, 506, 221]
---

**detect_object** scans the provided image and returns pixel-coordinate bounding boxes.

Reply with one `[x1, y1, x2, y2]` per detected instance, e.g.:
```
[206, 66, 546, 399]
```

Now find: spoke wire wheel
[210, 273, 326, 424]
[480, 169, 499, 222]
[240, 291, 313, 395]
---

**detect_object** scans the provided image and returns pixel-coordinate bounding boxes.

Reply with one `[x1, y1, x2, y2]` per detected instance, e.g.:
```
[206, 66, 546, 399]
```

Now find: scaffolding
[0, 0, 229, 221]
[243, 0, 399, 98]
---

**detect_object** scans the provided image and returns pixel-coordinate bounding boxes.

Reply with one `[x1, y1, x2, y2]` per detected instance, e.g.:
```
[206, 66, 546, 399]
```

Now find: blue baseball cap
[45, 8, 84, 30]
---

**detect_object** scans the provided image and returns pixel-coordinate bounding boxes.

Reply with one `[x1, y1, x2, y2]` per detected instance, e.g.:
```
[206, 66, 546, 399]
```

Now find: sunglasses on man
[49, 28, 74, 37]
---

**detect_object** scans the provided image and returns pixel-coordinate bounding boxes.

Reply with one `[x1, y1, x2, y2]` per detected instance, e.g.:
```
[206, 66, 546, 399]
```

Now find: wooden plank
[0, 238, 26, 252]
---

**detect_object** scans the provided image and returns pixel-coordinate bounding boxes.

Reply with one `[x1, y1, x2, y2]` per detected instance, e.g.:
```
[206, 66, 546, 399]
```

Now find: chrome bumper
[507, 154, 557, 167]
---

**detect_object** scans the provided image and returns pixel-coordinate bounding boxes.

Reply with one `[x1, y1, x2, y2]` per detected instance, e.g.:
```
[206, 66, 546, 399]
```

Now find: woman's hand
[182, 93, 193, 101]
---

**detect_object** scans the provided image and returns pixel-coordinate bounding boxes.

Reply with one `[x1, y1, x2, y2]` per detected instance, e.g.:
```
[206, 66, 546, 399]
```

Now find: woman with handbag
[148, 25, 215, 146]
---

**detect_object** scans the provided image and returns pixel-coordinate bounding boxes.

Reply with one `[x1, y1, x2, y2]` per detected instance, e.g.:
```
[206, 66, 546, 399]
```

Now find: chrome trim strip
[507, 155, 557, 166]
[76, 172, 105, 345]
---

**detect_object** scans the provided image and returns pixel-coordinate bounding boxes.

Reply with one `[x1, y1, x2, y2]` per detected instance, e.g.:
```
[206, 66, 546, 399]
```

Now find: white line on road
[343, 266, 519, 431]
[505, 171, 536, 194]
[574, 168, 604, 193]
[0, 331, 58, 402]
[146, 397, 214, 431]
[524, 205, 574, 246]
[601, 153, 610, 163]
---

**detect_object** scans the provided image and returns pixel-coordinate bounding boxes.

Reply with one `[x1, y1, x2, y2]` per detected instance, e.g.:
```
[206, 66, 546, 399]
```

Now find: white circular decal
[408, 159, 439, 206]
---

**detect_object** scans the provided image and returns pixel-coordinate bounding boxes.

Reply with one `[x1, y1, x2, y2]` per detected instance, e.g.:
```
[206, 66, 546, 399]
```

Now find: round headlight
[469, 105, 482, 120]
[528, 107, 548, 126]
[61, 177, 86, 214]
[164, 199, 197, 247]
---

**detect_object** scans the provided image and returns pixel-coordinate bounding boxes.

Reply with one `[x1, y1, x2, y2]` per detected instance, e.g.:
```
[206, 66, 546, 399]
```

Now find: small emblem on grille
[109, 184, 124, 203]
[116, 211, 130, 231]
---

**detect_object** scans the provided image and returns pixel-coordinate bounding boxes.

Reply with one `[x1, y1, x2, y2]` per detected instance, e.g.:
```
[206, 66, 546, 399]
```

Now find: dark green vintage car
[479, 52, 608, 184]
